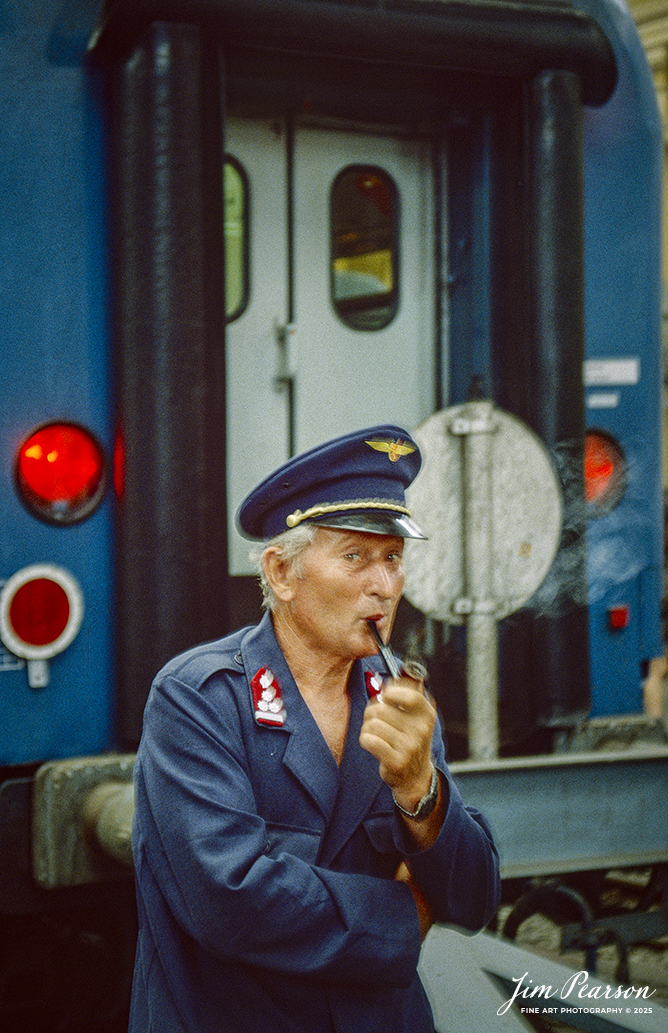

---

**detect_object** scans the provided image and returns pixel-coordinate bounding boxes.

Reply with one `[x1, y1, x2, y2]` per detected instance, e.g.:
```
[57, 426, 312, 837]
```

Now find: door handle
[274, 321, 296, 455]
[274, 321, 296, 391]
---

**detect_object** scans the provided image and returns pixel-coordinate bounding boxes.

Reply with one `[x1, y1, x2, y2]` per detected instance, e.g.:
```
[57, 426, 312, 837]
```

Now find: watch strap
[393, 763, 439, 821]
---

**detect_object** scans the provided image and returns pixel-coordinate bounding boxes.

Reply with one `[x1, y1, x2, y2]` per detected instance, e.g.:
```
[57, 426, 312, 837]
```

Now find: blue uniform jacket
[130, 612, 500, 1032]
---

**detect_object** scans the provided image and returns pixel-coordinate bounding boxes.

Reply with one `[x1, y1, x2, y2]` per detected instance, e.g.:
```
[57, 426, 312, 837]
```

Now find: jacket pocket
[265, 821, 322, 864]
[362, 811, 398, 856]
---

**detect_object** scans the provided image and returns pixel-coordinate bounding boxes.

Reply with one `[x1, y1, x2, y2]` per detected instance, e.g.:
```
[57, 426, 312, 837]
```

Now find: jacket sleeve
[393, 727, 501, 931]
[133, 671, 422, 989]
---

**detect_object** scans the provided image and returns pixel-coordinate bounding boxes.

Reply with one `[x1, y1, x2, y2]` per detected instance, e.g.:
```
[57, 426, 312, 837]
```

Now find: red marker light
[16, 423, 106, 523]
[584, 430, 626, 513]
[9, 577, 70, 647]
[113, 429, 125, 500]
[608, 604, 630, 631]
[0, 564, 83, 660]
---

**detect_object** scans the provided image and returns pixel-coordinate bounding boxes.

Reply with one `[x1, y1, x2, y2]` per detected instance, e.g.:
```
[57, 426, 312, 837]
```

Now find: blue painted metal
[447, 112, 493, 405]
[447, 0, 664, 721]
[0, 0, 115, 764]
[579, 0, 664, 715]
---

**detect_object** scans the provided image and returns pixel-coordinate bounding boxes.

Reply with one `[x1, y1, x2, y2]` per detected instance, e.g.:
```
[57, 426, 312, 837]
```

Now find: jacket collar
[239, 613, 385, 839]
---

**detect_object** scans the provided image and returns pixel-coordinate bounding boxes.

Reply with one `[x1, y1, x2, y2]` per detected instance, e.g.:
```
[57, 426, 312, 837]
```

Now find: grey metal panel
[33, 754, 135, 889]
[419, 927, 535, 1033]
[420, 928, 668, 1033]
[450, 749, 668, 877]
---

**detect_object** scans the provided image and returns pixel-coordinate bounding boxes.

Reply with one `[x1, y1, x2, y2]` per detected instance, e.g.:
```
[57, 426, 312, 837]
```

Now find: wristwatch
[393, 764, 439, 821]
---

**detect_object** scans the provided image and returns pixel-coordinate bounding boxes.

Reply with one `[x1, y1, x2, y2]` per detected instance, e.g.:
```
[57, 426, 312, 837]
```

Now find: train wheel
[502, 880, 598, 973]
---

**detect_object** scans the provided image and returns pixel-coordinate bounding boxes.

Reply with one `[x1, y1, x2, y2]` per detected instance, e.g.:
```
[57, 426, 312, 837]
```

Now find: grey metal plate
[420, 927, 668, 1033]
[32, 754, 135, 889]
[450, 748, 668, 878]
[403, 404, 562, 623]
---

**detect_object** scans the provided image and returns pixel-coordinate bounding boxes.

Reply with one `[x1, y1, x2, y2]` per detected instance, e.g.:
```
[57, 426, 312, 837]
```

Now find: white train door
[225, 119, 435, 574]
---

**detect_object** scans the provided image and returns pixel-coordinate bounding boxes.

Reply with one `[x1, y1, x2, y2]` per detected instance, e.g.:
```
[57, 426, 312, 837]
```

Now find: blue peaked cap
[236, 425, 426, 541]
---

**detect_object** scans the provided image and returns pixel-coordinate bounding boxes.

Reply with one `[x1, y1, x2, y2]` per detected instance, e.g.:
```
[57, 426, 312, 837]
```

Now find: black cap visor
[312, 510, 427, 539]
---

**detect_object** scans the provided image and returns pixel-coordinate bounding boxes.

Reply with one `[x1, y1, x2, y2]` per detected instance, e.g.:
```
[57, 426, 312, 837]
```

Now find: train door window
[293, 127, 434, 454]
[224, 157, 249, 321]
[331, 166, 398, 331]
[224, 120, 435, 578]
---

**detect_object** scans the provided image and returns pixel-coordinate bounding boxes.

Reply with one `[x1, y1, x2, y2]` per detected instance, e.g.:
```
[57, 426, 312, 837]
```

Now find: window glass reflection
[331, 166, 399, 331]
[224, 158, 248, 321]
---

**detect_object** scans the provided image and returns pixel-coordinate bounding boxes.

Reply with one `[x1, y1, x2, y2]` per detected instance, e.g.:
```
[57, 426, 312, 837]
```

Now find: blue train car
[443, 0, 664, 735]
[0, 1, 115, 766]
[0, 0, 664, 1028]
[0, 0, 660, 760]
[581, 0, 664, 716]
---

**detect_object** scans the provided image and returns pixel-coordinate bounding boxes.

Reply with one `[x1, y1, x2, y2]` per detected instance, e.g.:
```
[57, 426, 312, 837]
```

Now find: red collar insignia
[365, 669, 384, 700]
[251, 667, 287, 726]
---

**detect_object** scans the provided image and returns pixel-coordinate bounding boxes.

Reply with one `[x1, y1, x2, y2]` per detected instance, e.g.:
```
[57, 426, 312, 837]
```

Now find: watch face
[395, 766, 438, 820]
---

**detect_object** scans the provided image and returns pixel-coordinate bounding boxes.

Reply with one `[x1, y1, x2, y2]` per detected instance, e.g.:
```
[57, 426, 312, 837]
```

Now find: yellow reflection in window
[331, 167, 398, 331]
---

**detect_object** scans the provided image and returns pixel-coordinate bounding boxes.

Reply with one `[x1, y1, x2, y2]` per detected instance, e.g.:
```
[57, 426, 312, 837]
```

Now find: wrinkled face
[282, 527, 405, 664]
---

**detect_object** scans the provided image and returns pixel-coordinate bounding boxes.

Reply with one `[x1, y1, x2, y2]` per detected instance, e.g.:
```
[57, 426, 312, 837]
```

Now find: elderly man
[130, 425, 500, 1033]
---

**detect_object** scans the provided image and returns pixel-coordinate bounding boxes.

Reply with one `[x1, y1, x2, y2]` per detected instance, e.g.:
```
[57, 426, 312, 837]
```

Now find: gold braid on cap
[286, 498, 411, 529]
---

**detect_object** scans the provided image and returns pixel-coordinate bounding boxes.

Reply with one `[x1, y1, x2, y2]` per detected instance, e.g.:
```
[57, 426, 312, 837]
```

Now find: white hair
[250, 524, 318, 610]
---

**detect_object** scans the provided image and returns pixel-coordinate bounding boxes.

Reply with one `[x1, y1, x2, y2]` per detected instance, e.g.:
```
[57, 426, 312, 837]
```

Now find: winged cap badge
[365, 437, 417, 463]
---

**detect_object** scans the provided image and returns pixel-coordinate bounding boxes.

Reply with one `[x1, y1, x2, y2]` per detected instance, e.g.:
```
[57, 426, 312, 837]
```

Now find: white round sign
[0, 563, 84, 661]
[403, 404, 563, 623]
